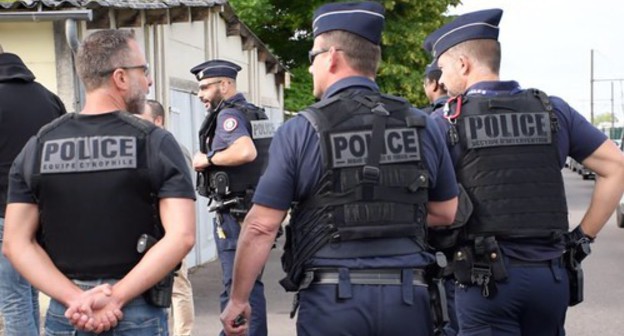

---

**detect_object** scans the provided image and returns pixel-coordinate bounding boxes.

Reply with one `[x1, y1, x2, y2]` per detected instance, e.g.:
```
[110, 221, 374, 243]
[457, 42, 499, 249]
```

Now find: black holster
[196, 171, 210, 197]
[427, 252, 450, 336]
[144, 273, 175, 308]
[136, 234, 177, 308]
[564, 242, 589, 306]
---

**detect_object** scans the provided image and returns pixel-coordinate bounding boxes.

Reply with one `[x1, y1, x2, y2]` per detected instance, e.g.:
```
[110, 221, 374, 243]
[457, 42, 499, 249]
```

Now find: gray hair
[76, 29, 135, 91]
[0, 44, 4, 54]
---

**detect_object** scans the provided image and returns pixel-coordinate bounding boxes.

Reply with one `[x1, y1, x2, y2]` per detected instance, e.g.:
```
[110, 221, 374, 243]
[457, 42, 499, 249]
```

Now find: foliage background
[229, 0, 461, 112]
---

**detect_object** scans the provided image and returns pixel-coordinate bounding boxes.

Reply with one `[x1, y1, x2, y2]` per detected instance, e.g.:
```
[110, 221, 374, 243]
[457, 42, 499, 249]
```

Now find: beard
[209, 91, 224, 111]
[125, 85, 146, 115]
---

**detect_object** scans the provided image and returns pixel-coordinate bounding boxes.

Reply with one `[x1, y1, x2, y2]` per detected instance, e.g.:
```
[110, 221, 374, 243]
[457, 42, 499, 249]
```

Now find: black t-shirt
[8, 111, 196, 204]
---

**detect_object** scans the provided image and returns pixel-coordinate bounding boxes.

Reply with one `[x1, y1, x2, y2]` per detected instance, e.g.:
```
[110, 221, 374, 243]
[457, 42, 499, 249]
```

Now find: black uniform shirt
[8, 111, 196, 204]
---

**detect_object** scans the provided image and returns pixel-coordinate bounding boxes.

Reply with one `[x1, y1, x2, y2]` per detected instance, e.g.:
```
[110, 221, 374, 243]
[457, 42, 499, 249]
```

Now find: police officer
[220, 2, 459, 335]
[424, 9, 624, 335]
[422, 62, 449, 114]
[2, 29, 196, 335]
[190, 59, 271, 336]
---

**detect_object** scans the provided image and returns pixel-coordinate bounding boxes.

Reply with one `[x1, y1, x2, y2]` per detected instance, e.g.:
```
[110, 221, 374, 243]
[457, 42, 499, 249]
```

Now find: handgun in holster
[136, 233, 178, 308]
[564, 238, 591, 306]
[426, 252, 450, 336]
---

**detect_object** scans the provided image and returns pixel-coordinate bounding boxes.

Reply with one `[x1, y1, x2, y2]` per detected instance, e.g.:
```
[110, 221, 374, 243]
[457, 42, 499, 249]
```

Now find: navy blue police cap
[425, 62, 441, 76]
[189, 59, 242, 81]
[423, 8, 503, 59]
[312, 1, 385, 45]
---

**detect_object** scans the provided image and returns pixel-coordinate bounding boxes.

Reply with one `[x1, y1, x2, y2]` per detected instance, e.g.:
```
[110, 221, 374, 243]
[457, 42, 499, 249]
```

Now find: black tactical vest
[32, 112, 159, 279]
[451, 89, 568, 239]
[280, 91, 430, 290]
[204, 102, 274, 200]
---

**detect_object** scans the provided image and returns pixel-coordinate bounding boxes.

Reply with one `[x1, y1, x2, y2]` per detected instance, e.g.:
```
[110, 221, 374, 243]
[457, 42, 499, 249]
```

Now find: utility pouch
[483, 236, 507, 282]
[453, 246, 474, 284]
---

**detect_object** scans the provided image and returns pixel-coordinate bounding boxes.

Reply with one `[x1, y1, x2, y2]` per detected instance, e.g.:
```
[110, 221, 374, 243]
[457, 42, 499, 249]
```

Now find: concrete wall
[0, 22, 58, 95]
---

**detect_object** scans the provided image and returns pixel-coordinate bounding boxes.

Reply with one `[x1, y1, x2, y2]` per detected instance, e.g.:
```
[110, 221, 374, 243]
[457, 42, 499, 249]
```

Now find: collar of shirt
[322, 76, 380, 100]
[464, 80, 522, 97]
[433, 95, 449, 108]
[225, 92, 246, 105]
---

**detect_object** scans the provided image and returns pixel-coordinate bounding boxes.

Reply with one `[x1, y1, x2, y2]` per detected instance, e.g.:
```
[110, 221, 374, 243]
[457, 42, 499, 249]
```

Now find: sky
[448, 0, 624, 123]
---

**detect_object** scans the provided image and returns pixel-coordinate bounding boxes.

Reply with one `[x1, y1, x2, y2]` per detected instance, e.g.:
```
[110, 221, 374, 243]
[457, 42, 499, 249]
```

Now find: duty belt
[308, 268, 426, 286]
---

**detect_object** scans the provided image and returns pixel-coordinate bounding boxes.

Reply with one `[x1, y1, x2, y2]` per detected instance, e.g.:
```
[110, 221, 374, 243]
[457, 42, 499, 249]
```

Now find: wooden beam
[190, 7, 210, 22]
[265, 60, 279, 74]
[169, 7, 190, 23]
[116, 9, 141, 28]
[86, 8, 110, 29]
[145, 9, 168, 25]
[258, 49, 269, 63]
[226, 21, 240, 37]
[241, 36, 255, 51]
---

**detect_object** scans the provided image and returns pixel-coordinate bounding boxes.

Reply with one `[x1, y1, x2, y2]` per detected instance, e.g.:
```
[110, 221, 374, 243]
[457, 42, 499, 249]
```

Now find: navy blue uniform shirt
[209, 93, 252, 153]
[432, 80, 607, 260]
[254, 76, 458, 268]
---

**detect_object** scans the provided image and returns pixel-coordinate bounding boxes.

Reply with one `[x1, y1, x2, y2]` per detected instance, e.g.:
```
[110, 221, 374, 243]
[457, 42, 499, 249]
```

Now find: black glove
[565, 225, 594, 263]
[565, 225, 595, 247]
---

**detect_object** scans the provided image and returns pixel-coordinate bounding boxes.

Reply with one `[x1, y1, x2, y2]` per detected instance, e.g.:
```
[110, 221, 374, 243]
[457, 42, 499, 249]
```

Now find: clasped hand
[64, 284, 124, 334]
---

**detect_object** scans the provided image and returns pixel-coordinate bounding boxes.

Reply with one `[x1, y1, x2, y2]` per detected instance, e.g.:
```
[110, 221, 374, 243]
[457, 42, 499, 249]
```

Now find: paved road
[189, 169, 624, 336]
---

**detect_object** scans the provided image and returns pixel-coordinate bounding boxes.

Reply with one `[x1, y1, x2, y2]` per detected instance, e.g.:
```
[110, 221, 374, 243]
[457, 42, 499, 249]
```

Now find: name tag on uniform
[329, 128, 421, 168]
[41, 136, 137, 173]
[251, 120, 276, 139]
[464, 112, 551, 149]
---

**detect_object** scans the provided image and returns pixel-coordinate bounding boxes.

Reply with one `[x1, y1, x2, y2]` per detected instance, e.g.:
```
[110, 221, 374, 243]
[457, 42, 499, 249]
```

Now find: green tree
[229, 0, 460, 111]
[593, 112, 618, 126]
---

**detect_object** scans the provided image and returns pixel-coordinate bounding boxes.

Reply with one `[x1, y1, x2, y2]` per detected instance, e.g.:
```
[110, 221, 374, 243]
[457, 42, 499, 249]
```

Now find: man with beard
[2, 29, 196, 335]
[190, 59, 271, 336]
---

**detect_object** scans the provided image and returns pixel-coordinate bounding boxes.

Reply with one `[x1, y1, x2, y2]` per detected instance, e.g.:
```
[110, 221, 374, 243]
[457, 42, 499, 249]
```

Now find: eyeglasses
[199, 80, 223, 91]
[308, 49, 329, 64]
[100, 64, 150, 77]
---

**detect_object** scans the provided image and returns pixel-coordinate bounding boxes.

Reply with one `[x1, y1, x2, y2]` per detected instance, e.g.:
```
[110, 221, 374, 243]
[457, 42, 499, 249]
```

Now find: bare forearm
[4, 239, 80, 306]
[230, 225, 275, 304]
[580, 174, 624, 237]
[112, 234, 193, 306]
[112, 197, 195, 306]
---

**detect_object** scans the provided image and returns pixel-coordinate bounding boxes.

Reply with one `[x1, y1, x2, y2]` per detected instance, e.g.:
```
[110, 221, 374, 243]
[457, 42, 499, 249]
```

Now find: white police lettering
[330, 128, 420, 168]
[40, 136, 137, 173]
[251, 120, 276, 139]
[464, 112, 551, 149]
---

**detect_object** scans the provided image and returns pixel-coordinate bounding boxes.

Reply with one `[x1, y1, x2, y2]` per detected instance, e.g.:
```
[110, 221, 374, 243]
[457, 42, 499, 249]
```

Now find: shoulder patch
[223, 117, 238, 132]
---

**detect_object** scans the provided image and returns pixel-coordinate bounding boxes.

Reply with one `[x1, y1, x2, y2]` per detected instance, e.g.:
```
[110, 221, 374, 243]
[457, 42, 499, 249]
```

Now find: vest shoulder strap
[117, 111, 157, 135]
[36, 113, 74, 138]
[225, 101, 268, 121]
